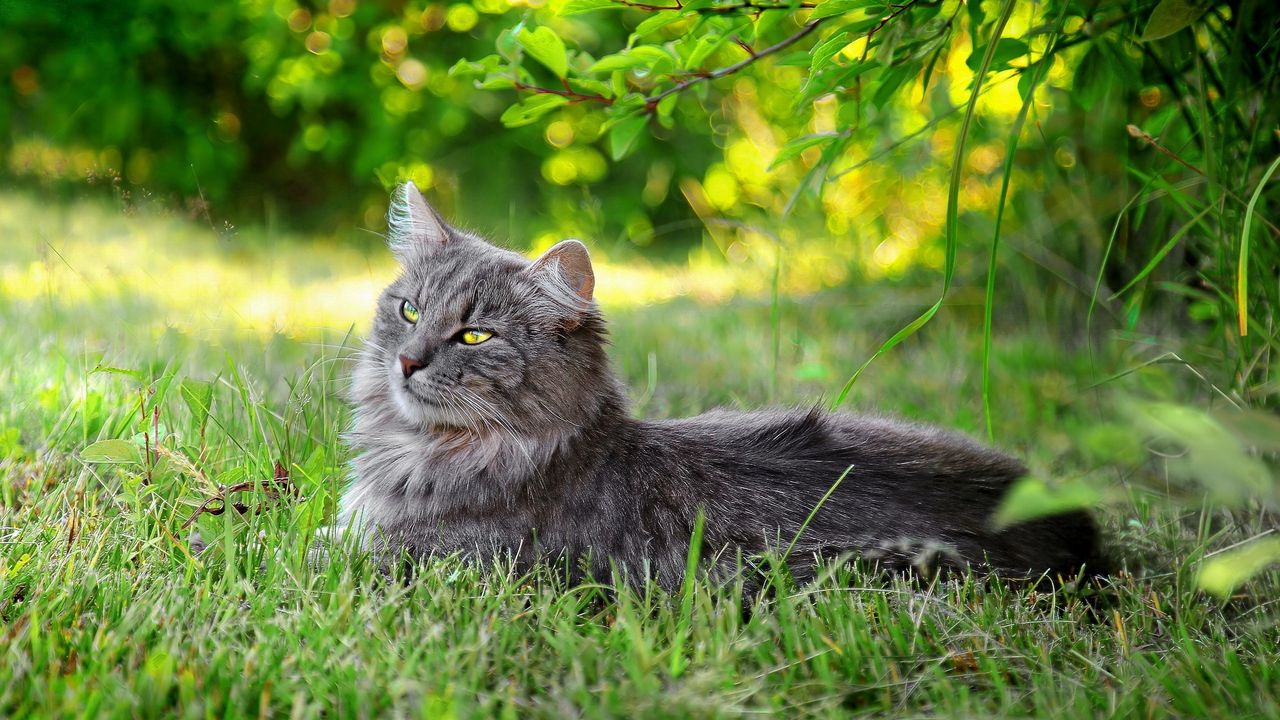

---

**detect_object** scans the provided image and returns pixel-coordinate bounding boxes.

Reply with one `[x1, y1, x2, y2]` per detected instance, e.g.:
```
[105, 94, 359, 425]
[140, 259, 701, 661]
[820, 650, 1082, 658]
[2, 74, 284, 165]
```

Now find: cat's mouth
[393, 379, 481, 431]
[400, 381, 439, 405]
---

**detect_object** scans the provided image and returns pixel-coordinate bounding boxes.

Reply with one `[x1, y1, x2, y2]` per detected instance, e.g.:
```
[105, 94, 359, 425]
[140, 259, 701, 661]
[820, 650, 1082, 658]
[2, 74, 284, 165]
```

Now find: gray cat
[333, 181, 1105, 589]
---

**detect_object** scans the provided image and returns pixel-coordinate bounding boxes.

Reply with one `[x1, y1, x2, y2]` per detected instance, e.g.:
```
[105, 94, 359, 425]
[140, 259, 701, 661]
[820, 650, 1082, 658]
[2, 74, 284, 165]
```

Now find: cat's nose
[399, 354, 426, 378]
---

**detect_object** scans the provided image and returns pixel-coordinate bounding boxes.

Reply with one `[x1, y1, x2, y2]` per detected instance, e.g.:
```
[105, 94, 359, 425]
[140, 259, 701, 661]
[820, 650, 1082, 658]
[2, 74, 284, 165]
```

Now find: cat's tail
[986, 508, 1112, 581]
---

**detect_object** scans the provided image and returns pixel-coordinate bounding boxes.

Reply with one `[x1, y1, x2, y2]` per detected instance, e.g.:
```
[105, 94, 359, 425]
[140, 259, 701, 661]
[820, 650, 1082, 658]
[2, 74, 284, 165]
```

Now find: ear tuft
[530, 239, 595, 305]
[387, 181, 449, 255]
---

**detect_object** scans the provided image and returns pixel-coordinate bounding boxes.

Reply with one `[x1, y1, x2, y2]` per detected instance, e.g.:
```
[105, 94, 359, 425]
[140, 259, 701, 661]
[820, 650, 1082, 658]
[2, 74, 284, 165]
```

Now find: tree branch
[644, 18, 826, 110]
[513, 80, 614, 105]
[513, 0, 925, 114]
[613, 0, 817, 12]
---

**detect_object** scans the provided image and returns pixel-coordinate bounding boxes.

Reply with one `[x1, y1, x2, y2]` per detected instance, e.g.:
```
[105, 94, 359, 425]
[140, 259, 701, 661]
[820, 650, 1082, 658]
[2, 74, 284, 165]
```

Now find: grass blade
[1110, 203, 1214, 300]
[668, 508, 706, 678]
[833, 0, 1017, 409]
[784, 464, 854, 560]
[1237, 154, 1280, 336]
[981, 13, 1065, 441]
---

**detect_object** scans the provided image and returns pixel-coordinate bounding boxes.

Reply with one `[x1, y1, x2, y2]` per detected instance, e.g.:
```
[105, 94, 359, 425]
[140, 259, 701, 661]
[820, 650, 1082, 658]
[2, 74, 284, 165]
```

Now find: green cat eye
[459, 329, 492, 345]
[400, 300, 420, 324]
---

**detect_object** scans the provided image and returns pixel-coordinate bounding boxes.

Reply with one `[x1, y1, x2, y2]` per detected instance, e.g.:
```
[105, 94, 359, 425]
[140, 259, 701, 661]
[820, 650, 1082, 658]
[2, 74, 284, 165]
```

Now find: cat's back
[645, 406, 1103, 577]
[658, 405, 1024, 486]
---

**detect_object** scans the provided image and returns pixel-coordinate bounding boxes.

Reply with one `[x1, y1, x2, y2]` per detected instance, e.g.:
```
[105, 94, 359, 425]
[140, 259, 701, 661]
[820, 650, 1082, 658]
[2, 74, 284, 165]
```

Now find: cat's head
[358, 182, 615, 435]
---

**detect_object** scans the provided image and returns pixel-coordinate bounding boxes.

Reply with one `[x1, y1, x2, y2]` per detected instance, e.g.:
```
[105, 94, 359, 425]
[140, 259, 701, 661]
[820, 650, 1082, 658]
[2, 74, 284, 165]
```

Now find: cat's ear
[386, 181, 449, 257]
[527, 240, 595, 318]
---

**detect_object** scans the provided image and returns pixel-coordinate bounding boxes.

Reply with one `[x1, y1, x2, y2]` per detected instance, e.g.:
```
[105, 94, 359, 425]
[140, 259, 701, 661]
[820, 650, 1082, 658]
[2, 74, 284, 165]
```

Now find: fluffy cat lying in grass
[333, 182, 1105, 588]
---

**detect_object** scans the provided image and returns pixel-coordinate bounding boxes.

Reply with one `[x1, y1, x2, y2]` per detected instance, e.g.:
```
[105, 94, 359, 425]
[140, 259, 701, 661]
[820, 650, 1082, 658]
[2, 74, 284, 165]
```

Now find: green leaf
[870, 61, 917, 109]
[1141, 0, 1209, 42]
[81, 439, 142, 465]
[655, 94, 678, 127]
[91, 365, 146, 384]
[499, 94, 570, 127]
[496, 27, 522, 63]
[1214, 408, 1280, 453]
[588, 53, 648, 74]
[608, 114, 648, 160]
[179, 379, 214, 420]
[769, 133, 840, 169]
[1125, 401, 1276, 506]
[874, 16, 905, 65]
[591, 46, 676, 75]
[634, 11, 684, 38]
[1016, 58, 1041, 100]
[834, 14, 887, 37]
[992, 476, 1103, 529]
[777, 50, 816, 68]
[448, 55, 502, 78]
[752, 9, 786, 42]
[517, 26, 569, 78]
[810, 0, 876, 21]
[570, 77, 613, 96]
[967, 38, 1028, 71]
[559, 0, 622, 15]
[685, 34, 724, 70]
[796, 60, 873, 106]
[1197, 537, 1280, 599]
[808, 31, 850, 76]
[681, 18, 747, 70]
[1071, 43, 1114, 111]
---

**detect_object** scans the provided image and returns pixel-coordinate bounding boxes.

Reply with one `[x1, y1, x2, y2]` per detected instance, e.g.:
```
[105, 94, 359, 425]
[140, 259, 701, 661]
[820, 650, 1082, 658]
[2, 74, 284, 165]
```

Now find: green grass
[1, 191, 1277, 718]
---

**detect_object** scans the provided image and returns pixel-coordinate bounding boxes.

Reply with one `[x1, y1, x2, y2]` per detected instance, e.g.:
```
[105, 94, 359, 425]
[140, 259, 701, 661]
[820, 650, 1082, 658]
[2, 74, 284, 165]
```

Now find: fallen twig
[181, 462, 302, 529]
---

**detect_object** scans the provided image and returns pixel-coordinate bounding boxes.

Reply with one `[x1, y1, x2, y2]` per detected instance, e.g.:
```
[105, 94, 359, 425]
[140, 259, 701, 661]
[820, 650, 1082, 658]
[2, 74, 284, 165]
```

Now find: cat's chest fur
[337, 412, 565, 553]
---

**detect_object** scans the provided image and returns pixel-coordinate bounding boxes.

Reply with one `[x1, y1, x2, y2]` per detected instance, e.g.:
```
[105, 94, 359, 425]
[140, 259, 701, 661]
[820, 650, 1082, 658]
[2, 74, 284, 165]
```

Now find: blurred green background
[3, 1, 1277, 381]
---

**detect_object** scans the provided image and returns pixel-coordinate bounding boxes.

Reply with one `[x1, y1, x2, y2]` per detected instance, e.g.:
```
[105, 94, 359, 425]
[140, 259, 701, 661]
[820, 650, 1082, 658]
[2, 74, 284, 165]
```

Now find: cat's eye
[400, 300, 420, 324]
[459, 329, 493, 345]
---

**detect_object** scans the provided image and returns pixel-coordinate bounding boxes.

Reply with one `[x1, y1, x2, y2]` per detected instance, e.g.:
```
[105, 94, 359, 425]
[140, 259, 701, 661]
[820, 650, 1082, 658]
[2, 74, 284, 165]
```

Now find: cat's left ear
[386, 181, 450, 258]
[527, 239, 595, 320]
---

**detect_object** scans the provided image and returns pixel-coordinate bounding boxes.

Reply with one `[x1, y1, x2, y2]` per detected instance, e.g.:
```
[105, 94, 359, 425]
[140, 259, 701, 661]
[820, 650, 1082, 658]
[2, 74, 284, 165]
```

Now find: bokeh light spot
[396, 58, 428, 89]
[544, 120, 574, 148]
[305, 31, 332, 54]
[287, 8, 312, 32]
[445, 5, 478, 32]
[381, 26, 408, 55]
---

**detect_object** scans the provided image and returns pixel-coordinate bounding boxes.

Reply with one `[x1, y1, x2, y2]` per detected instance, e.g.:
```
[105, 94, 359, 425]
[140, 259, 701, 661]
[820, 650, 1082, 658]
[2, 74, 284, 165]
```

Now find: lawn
[1, 190, 1276, 718]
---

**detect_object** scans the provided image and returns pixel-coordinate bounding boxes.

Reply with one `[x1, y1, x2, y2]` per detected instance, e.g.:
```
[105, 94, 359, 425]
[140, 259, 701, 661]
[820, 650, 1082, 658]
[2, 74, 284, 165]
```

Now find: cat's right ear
[386, 181, 449, 259]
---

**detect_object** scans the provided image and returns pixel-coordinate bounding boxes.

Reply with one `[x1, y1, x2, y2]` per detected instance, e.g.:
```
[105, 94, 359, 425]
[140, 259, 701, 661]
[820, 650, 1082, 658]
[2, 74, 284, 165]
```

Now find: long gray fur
[334, 182, 1105, 588]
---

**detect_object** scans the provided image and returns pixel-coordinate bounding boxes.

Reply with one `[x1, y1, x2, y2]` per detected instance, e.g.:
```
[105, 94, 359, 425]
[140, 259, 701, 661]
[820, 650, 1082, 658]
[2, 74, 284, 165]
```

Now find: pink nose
[399, 355, 425, 378]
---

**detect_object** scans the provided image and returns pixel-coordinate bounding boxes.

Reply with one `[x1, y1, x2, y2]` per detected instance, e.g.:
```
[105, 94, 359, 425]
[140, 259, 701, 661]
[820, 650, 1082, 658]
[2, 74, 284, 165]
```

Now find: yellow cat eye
[400, 300, 420, 324]
[459, 329, 493, 345]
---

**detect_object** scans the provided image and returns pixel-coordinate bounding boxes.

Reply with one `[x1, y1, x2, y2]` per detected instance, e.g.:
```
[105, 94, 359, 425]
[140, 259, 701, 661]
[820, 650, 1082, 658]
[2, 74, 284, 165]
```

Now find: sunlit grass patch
[0, 191, 879, 346]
